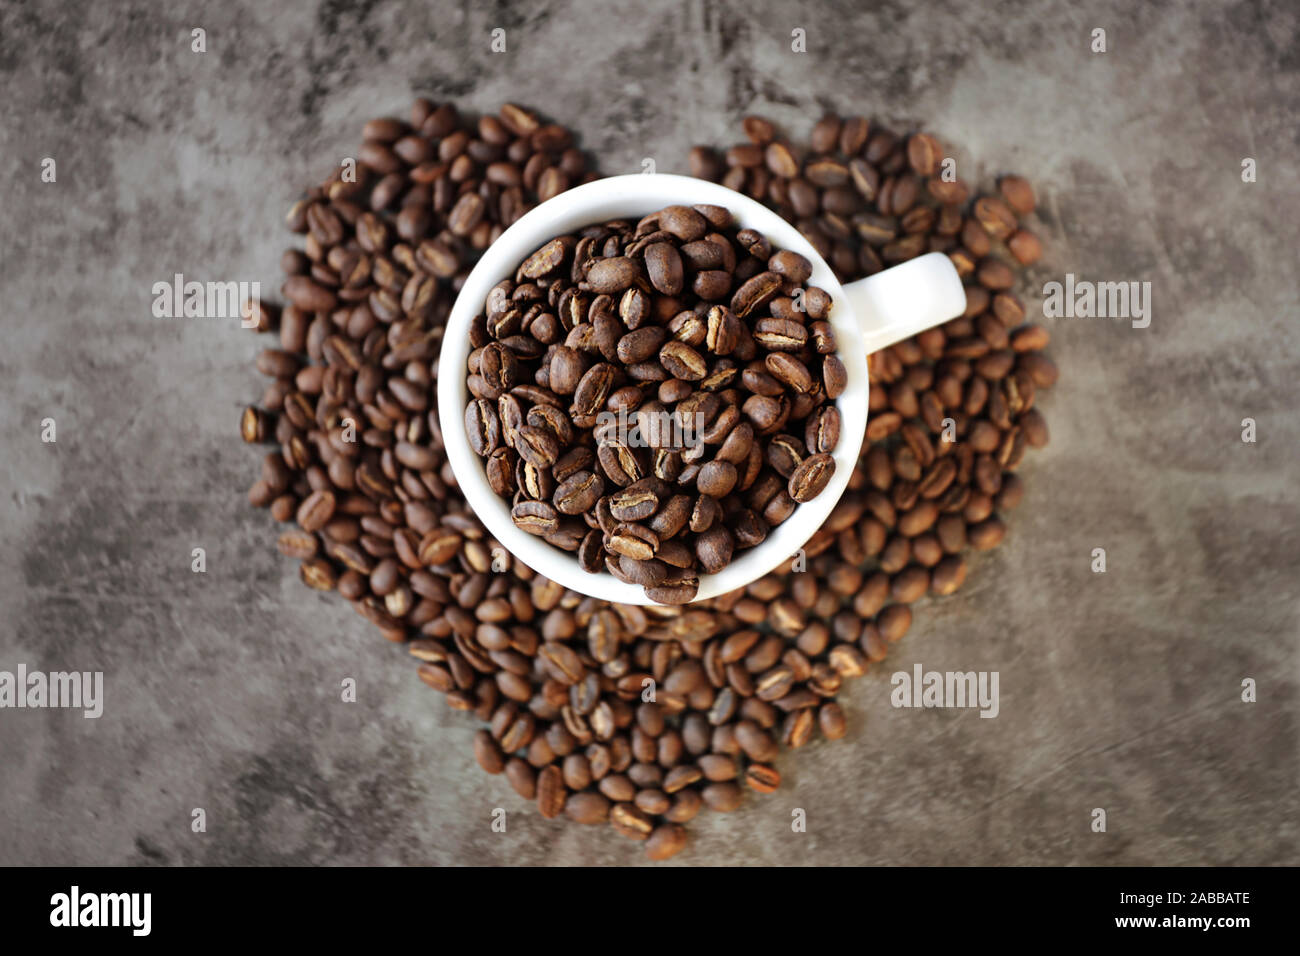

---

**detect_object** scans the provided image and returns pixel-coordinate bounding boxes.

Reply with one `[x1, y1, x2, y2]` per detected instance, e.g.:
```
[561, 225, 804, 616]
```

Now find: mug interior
[436, 174, 869, 605]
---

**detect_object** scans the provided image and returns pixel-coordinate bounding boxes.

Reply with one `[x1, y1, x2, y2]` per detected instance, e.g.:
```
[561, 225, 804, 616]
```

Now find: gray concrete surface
[0, 0, 1296, 865]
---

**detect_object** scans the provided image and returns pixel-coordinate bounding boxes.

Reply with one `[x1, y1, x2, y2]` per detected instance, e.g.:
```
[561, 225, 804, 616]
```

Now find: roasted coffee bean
[609, 483, 660, 522]
[474, 730, 505, 774]
[805, 406, 841, 455]
[644, 243, 684, 296]
[573, 363, 617, 417]
[754, 665, 795, 702]
[512, 500, 559, 536]
[299, 558, 336, 591]
[696, 460, 738, 498]
[705, 305, 741, 355]
[931, 554, 968, 595]
[549, 346, 587, 394]
[968, 516, 1006, 550]
[514, 425, 560, 468]
[660, 340, 708, 380]
[789, 454, 835, 503]
[745, 763, 781, 793]
[465, 399, 501, 455]
[1007, 229, 1042, 265]
[297, 489, 336, 533]
[998, 174, 1036, 215]
[644, 574, 700, 605]
[554, 470, 604, 514]
[688, 781, 739, 814]
[277, 529, 319, 559]
[610, 803, 654, 840]
[766, 352, 813, 393]
[505, 758, 538, 800]
[565, 791, 610, 825]
[618, 327, 667, 365]
[823, 355, 847, 398]
[695, 525, 734, 574]
[644, 823, 688, 860]
[818, 702, 847, 740]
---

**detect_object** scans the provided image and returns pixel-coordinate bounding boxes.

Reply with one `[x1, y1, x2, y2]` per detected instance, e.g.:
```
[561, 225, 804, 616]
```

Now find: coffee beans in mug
[463, 204, 842, 604]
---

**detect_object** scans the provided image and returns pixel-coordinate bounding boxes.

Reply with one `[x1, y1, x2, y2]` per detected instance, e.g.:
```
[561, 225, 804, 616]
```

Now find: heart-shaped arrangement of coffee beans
[241, 100, 1056, 861]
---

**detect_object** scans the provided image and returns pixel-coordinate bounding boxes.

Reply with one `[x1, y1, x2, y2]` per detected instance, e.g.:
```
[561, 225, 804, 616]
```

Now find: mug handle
[840, 252, 968, 355]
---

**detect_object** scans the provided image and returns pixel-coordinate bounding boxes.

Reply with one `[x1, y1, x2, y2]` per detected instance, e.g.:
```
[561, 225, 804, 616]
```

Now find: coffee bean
[754, 665, 796, 702]
[704, 305, 741, 355]
[663, 764, 703, 793]
[616, 327, 665, 367]
[299, 558, 336, 591]
[753, 317, 807, 352]
[643, 574, 699, 605]
[1008, 229, 1042, 265]
[659, 205, 708, 241]
[512, 500, 559, 536]
[645, 823, 688, 860]
[730, 271, 783, 318]
[297, 489, 336, 532]
[696, 460, 738, 498]
[823, 356, 847, 398]
[968, 516, 1006, 550]
[554, 470, 604, 515]
[573, 363, 617, 417]
[973, 196, 1018, 241]
[818, 703, 847, 740]
[890, 566, 930, 603]
[609, 803, 653, 841]
[539, 641, 585, 686]
[465, 399, 500, 456]
[805, 406, 841, 454]
[609, 485, 659, 522]
[548, 346, 587, 394]
[634, 787, 672, 815]
[694, 525, 734, 574]
[643, 242, 684, 296]
[878, 603, 912, 642]
[277, 529, 319, 559]
[515, 425, 560, 469]
[701, 781, 744, 812]
[521, 238, 569, 278]
[931, 554, 968, 595]
[789, 454, 835, 503]
[282, 275, 337, 312]
[744, 763, 781, 793]
[839, 116, 870, 155]
[565, 791, 611, 825]
[660, 340, 707, 381]
[609, 524, 659, 563]
[766, 352, 813, 393]
[470, 728, 506, 774]
[998, 175, 1036, 215]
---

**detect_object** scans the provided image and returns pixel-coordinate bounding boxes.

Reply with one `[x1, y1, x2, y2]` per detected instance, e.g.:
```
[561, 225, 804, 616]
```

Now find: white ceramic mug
[438, 174, 965, 605]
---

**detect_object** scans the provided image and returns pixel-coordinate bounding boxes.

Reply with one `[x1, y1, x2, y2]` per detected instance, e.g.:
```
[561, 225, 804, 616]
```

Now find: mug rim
[436, 173, 869, 605]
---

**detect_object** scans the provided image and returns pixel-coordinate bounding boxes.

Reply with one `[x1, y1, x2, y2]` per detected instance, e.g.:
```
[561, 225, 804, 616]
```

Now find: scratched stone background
[0, 0, 1296, 866]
